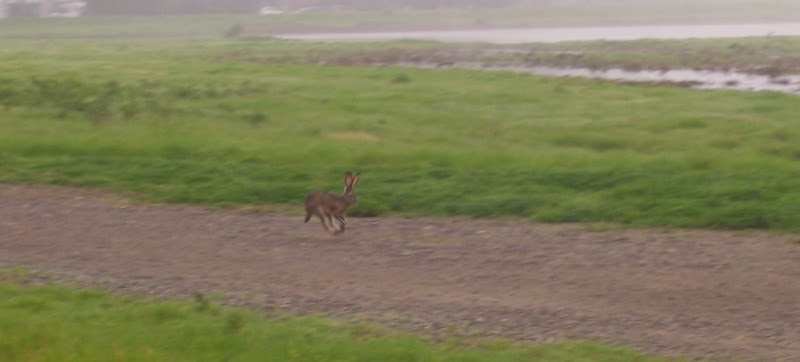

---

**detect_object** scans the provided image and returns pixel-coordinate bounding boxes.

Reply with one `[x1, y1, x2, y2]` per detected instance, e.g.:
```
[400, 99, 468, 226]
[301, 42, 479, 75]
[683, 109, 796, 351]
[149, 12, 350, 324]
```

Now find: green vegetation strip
[1, 37, 799, 230]
[0, 274, 664, 361]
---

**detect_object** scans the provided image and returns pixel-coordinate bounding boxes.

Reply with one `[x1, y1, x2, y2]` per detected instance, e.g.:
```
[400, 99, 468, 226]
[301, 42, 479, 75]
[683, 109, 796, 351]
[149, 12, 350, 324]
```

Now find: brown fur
[304, 171, 360, 235]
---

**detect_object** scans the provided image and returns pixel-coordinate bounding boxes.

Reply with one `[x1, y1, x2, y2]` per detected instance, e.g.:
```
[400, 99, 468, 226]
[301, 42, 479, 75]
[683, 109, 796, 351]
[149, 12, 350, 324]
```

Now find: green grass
[0, 280, 666, 361]
[1, 37, 800, 230]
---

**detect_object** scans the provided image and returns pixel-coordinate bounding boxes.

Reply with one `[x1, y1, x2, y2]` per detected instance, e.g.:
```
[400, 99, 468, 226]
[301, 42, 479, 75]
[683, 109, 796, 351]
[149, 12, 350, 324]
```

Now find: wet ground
[3, 184, 799, 361]
[404, 62, 800, 95]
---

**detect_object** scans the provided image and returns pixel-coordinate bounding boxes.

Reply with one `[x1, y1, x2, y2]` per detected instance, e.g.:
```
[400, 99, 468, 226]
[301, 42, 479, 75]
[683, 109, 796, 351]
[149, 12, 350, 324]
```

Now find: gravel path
[2, 183, 799, 360]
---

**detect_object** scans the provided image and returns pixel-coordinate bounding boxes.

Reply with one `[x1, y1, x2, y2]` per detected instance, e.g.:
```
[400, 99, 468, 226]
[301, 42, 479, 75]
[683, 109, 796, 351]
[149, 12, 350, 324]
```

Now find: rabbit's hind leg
[313, 208, 335, 233]
[335, 215, 346, 233]
[323, 212, 341, 234]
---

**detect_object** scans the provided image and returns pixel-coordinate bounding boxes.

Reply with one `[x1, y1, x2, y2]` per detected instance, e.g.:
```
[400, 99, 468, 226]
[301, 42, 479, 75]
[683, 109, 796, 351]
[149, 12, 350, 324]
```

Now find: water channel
[279, 23, 800, 95]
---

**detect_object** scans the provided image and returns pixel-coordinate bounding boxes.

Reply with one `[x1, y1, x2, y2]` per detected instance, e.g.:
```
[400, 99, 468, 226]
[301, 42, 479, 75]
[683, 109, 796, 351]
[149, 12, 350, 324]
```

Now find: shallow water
[440, 63, 800, 95]
[395, 62, 800, 95]
[280, 23, 800, 44]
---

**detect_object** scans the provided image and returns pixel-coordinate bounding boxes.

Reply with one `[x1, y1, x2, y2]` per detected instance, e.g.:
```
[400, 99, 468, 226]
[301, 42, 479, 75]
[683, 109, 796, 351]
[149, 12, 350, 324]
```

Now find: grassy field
[2, 36, 800, 230]
[1, 17, 795, 362]
[0, 269, 666, 362]
[0, 37, 798, 229]
[0, 0, 799, 39]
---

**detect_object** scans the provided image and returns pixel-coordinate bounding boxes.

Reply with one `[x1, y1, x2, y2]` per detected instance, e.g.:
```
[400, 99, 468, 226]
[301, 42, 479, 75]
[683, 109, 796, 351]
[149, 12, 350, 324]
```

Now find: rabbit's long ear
[351, 172, 360, 188]
[344, 171, 353, 187]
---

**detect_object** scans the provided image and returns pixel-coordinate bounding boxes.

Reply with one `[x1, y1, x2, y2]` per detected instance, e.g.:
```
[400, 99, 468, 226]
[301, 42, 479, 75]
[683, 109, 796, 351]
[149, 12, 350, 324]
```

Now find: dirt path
[2, 183, 799, 360]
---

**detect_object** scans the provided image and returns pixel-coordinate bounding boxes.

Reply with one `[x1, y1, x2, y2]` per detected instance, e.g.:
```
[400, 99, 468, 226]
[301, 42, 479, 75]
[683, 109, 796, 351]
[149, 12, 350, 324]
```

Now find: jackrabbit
[304, 171, 360, 234]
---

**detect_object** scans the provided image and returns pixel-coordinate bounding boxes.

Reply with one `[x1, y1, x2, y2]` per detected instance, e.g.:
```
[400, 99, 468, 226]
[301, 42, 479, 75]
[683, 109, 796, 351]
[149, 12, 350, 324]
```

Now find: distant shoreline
[278, 22, 800, 44]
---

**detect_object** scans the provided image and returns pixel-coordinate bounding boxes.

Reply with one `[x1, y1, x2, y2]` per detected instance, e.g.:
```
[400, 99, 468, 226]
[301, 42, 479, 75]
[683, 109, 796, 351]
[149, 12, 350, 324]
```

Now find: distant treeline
[85, 0, 535, 15]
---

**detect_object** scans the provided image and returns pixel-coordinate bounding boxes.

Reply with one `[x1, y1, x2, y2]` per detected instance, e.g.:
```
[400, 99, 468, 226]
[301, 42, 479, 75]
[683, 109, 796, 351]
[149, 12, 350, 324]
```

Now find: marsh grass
[1, 38, 800, 230]
[0, 279, 667, 361]
[212, 36, 800, 77]
[507, 36, 800, 76]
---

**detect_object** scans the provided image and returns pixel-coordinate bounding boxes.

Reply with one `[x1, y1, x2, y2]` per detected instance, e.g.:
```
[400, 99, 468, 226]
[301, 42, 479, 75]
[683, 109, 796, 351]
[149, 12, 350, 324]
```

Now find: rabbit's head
[342, 171, 360, 205]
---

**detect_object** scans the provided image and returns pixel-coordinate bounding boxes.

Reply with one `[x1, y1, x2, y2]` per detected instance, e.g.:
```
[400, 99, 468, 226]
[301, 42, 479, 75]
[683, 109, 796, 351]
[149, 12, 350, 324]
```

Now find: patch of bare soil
[2, 183, 799, 360]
